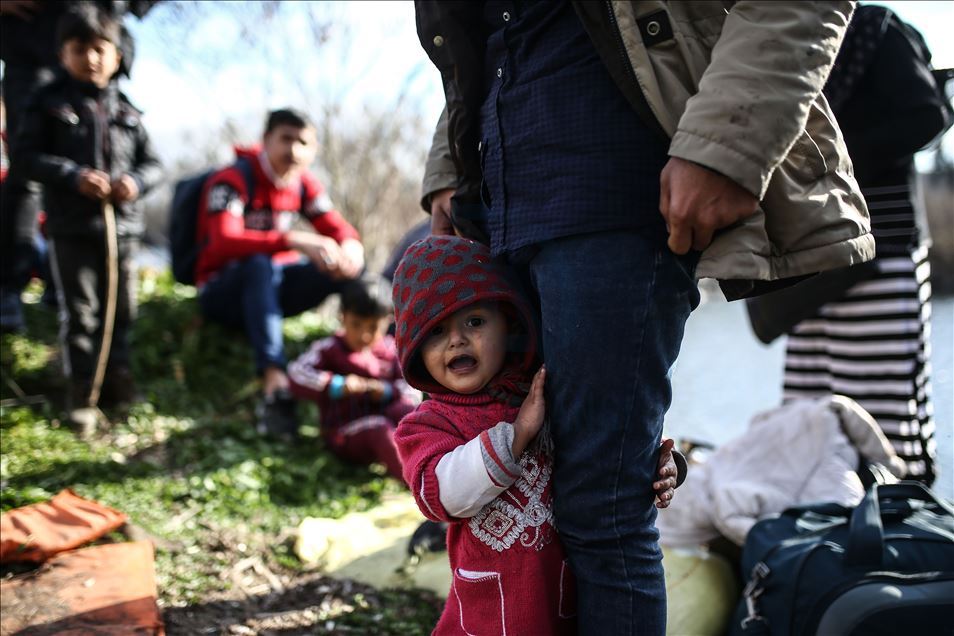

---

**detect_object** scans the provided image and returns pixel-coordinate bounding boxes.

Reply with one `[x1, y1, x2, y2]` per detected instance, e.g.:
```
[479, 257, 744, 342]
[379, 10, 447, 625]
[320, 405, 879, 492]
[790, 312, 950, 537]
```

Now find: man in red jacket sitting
[195, 108, 363, 440]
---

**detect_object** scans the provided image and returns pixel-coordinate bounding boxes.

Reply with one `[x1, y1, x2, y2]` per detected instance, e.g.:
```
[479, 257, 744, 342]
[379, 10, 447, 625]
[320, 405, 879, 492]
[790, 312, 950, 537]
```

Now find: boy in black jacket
[17, 4, 161, 428]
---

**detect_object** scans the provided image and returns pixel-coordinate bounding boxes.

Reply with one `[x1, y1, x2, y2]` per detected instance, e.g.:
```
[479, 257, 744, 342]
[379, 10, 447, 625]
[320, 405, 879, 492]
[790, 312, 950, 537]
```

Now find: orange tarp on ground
[0, 540, 164, 635]
[0, 489, 127, 563]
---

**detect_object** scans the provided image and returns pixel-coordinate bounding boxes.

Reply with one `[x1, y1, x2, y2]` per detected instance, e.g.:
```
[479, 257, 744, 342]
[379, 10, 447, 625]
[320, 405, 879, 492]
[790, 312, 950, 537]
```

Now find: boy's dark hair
[57, 3, 121, 48]
[340, 273, 393, 319]
[265, 108, 314, 135]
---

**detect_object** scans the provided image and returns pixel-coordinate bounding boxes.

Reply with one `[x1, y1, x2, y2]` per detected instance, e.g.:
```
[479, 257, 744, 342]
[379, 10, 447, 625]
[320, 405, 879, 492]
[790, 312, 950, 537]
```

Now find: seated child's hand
[654, 438, 678, 509]
[77, 168, 111, 200]
[367, 379, 388, 402]
[111, 174, 140, 202]
[344, 374, 369, 396]
[512, 366, 546, 459]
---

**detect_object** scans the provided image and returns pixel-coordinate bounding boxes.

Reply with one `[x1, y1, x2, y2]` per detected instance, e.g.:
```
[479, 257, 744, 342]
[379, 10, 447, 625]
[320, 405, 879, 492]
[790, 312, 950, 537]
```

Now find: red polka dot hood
[391, 235, 539, 396]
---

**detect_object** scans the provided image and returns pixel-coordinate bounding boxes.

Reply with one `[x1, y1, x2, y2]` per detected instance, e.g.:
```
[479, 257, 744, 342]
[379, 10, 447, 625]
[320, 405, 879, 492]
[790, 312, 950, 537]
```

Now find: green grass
[0, 271, 441, 633]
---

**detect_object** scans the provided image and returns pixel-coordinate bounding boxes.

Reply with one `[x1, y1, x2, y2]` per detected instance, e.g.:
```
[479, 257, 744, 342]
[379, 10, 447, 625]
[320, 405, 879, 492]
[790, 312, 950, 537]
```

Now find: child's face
[421, 302, 508, 395]
[341, 311, 390, 352]
[60, 37, 121, 88]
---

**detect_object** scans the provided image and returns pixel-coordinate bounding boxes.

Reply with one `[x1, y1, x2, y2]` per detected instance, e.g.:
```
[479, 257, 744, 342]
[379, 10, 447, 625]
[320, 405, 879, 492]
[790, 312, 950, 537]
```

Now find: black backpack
[731, 482, 954, 636]
[169, 157, 255, 285]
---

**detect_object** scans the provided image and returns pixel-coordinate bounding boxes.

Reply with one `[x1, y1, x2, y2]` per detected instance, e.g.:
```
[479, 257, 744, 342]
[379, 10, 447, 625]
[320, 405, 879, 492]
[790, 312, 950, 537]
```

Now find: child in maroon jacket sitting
[288, 273, 419, 479]
[391, 236, 684, 635]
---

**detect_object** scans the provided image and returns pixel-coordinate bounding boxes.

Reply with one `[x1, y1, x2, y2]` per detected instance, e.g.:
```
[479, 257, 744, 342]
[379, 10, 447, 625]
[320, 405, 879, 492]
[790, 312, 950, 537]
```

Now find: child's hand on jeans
[512, 366, 546, 459]
[111, 174, 140, 202]
[654, 438, 678, 509]
[77, 168, 111, 200]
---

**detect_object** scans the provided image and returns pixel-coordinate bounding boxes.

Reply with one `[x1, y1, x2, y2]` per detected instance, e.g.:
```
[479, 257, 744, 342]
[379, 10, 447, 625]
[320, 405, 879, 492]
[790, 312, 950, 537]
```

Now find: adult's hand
[659, 157, 759, 255]
[337, 238, 365, 280]
[0, 0, 39, 20]
[286, 231, 343, 274]
[429, 188, 455, 236]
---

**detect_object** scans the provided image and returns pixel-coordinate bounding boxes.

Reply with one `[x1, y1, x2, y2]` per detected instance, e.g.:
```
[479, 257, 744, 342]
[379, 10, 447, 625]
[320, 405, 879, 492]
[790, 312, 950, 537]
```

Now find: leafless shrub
[140, 1, 434, 271]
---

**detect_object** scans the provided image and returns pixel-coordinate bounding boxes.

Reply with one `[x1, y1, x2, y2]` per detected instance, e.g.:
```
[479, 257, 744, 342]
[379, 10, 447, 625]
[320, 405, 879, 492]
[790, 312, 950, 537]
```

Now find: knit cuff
[479, 422, 522, 488]
[329, 375, 345, 400]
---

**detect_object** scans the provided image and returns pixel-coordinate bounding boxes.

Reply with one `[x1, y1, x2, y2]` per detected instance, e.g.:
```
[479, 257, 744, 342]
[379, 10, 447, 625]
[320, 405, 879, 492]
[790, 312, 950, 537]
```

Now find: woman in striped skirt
[783, 6, 951, 485]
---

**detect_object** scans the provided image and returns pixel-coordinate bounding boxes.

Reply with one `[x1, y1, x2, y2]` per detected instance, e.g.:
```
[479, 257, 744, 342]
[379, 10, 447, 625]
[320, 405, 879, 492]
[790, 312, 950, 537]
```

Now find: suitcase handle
[845, 482, 953, 567]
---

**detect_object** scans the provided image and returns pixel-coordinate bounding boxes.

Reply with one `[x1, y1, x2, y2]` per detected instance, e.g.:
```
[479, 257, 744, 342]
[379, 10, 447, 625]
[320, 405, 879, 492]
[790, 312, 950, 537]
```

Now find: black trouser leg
[47, 234, 138, 384]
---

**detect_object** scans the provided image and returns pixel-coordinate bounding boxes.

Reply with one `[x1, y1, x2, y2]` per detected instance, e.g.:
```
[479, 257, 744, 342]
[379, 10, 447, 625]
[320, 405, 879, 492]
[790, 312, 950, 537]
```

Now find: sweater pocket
[558, 559, 577, 619]
[453, 568, 505, 635]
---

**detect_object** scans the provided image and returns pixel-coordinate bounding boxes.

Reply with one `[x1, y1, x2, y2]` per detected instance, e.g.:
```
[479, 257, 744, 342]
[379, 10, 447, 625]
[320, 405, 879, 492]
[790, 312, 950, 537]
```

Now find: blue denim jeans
[518, 230, 700, 635]
[199, 255, 345, 373]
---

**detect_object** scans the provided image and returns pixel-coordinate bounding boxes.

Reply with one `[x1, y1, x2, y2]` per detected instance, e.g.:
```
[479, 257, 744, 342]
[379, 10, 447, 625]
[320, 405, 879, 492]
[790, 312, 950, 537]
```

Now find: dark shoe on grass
[100, 366, 143, 408]
[255, 389, 299, 442]
[407, 520, 448, 557]
[0, 287, 24, 333]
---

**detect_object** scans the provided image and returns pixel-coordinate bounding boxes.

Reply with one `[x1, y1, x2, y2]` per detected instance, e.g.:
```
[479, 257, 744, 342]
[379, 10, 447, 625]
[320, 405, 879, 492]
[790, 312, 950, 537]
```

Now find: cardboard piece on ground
[0, 489, 128, 563]
[296, 491, 738, 634]
[665, 547, 738, 636]
[295, 492, 452, 595]
[0, 540, 164, 635]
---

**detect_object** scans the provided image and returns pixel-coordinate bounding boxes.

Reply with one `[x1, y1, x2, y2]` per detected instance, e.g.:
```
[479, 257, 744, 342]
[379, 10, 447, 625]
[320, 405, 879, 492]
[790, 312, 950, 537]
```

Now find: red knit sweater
[395, 391, 576, 635]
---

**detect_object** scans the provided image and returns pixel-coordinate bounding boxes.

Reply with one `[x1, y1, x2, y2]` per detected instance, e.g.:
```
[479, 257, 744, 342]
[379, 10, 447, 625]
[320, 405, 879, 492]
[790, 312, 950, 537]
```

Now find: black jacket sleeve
[15, 95, 83, 191]
[128, 121, 163, 196]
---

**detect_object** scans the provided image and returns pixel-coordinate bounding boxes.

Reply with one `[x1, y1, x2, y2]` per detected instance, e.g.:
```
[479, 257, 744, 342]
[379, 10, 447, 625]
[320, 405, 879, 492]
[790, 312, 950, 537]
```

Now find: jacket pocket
[49, 106, 85, 147]
[50, 106, 80, 126]
[558, 559, 577, 619]
[453, 568, 505, 635]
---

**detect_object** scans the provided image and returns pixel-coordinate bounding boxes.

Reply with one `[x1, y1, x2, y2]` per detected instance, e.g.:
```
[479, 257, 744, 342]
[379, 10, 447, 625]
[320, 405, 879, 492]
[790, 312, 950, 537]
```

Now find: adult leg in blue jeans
[522, 230, 699, 636]
[199, 255, 344, 372]
[199, 254, 346, 438]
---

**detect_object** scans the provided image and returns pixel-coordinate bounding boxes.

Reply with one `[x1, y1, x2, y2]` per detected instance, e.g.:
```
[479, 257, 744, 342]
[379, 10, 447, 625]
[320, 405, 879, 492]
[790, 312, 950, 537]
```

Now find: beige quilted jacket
[420, 1, 876, 299]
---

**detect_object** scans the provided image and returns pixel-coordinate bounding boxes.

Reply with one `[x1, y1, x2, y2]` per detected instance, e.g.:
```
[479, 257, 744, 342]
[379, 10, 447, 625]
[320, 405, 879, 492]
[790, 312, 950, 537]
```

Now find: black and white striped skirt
[783, 244, 936, 484]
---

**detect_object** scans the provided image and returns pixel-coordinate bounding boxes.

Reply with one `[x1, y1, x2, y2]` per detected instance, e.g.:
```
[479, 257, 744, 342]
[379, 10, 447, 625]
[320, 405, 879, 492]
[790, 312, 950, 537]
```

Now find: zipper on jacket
[603, 1, 668, 141]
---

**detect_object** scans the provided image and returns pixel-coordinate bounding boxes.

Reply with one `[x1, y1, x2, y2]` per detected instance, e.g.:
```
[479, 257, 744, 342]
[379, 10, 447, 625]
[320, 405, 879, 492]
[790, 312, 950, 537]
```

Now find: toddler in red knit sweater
[391, 236, 684, 635]
[288, 273, 420, 480]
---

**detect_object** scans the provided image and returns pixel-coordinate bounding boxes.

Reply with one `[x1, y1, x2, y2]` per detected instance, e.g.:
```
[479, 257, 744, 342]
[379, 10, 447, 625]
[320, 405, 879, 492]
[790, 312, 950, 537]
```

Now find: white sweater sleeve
[435, 421, 522, 518]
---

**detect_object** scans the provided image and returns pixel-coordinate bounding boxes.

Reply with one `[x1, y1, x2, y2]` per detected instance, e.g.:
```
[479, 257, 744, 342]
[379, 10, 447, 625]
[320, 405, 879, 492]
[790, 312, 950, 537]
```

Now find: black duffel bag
[730, 482, 954, 636]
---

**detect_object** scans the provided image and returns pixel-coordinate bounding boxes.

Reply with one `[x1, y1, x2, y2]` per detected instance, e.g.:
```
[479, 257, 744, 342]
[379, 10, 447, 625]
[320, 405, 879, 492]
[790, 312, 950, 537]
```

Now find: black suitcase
[730, 482, 954, 635]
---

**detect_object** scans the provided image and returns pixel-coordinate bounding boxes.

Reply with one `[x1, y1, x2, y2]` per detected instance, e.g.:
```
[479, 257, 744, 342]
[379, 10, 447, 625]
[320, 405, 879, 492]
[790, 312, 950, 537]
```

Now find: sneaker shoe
[407, 520, 448, 557]
[66, 380, 98, 438]
[255, 389, 299, 441]
[0, 287, 24, 333]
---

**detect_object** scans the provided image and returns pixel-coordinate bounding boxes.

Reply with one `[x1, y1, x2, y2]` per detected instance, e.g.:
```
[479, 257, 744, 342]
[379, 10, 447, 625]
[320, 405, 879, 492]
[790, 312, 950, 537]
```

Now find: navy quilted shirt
[479, 0, 669, 256]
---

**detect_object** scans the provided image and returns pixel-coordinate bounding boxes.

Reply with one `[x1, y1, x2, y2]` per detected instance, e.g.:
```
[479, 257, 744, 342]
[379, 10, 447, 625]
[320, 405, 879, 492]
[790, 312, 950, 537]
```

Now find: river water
[667, 290, 953, 501]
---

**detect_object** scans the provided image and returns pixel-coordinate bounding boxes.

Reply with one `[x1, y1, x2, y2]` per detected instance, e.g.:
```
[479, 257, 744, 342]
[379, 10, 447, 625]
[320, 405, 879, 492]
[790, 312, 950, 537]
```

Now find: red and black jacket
[194, 146, 359, 285]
